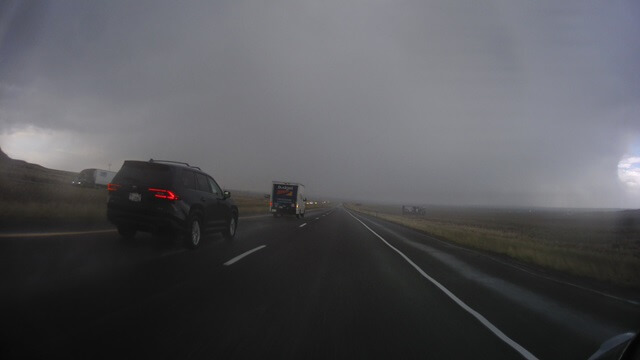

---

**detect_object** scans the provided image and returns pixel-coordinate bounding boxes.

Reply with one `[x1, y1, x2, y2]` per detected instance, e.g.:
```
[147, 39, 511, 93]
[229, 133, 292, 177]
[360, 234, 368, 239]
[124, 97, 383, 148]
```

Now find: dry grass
[232, 192, 271, 216]
[1, 201, 107, 222]
[0, 176, 109, 230]
[346, 204, 640, 288]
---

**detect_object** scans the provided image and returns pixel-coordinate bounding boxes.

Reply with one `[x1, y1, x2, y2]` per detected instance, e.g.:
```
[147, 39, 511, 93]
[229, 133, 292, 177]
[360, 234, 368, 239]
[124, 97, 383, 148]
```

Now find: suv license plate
[129, 193, 142, 202]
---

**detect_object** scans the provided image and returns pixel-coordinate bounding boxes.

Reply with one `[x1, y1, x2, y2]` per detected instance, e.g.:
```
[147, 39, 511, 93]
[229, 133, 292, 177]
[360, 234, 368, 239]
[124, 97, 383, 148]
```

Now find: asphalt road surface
[1, 206, 639, 359]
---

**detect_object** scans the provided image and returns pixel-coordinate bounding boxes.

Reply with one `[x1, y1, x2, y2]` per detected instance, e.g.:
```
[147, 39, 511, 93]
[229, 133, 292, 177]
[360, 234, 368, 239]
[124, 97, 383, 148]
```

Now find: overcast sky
[1, 0, 639, 208]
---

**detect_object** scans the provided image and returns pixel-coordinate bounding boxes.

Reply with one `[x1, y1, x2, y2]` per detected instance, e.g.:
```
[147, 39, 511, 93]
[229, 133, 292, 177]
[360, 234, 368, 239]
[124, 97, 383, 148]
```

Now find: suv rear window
[194, 173, 212, 193]
[179, 169, 197, 190]
[113, 162, 172, 187]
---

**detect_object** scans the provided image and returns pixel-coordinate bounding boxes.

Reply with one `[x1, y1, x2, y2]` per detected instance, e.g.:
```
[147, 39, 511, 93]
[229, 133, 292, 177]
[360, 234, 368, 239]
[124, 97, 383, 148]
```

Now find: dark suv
[107, 159, 238, 248]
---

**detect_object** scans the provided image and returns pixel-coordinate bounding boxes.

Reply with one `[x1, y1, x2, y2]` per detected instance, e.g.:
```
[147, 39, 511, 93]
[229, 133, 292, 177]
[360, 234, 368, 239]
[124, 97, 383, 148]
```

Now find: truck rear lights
[107, 183, 121, 192]
[148, 188, 179, 200]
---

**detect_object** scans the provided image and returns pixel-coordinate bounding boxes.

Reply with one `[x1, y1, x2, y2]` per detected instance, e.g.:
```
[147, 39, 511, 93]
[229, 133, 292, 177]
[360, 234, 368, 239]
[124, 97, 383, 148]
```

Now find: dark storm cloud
[1, 0, 639, 207]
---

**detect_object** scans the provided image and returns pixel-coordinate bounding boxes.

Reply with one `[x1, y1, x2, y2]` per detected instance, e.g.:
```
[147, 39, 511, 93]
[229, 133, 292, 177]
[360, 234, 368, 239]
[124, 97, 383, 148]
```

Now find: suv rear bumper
[271, 207, 297, 215]
[107, 204, 185, 233]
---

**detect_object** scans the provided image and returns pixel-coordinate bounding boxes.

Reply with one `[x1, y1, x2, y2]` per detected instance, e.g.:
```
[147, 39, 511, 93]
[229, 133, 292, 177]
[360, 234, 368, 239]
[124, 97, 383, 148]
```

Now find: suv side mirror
[223, 190, 231, 199]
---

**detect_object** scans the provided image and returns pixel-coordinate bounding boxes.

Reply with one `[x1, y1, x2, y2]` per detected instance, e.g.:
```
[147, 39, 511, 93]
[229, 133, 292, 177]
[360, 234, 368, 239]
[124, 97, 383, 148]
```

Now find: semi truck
[270, 181, 306, 218]
[402, 205, 426, 215]
[72, 168, 117, 188]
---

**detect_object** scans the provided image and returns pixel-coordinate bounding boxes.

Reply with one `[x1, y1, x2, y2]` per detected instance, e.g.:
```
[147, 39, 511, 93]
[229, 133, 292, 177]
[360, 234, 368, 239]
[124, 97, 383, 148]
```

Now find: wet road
[1, 206, 639, 359]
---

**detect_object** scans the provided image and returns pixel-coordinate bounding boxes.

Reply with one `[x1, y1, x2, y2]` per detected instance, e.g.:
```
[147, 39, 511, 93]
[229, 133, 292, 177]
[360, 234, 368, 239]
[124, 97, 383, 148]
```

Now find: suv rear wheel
[184, 214, 202, 249]
[223, 216, 237, 240]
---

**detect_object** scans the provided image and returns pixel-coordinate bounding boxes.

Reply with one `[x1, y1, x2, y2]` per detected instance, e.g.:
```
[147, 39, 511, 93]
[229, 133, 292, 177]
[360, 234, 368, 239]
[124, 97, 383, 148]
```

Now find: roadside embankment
[345, 203, 640, 288]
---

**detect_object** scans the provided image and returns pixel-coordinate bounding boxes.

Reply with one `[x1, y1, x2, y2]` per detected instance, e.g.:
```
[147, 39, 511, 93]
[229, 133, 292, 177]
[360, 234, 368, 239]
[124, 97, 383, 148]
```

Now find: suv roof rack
[149, 159, 201, 170]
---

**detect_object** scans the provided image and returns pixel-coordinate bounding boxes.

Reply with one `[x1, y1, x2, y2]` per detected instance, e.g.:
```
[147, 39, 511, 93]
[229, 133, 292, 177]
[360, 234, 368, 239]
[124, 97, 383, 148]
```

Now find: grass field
[0, 182, 108, 226]
[0, 151, 106, 230]
[345, 203, 640, 288]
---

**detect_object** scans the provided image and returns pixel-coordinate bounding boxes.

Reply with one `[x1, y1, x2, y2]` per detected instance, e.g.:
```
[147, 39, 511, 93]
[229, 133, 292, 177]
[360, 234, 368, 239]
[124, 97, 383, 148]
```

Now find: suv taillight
[148, 188, 179, 201]
[107, 183, 121, 192]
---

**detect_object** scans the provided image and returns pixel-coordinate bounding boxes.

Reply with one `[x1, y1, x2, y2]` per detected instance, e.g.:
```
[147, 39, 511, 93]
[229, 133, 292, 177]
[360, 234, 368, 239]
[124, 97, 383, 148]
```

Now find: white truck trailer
[72, 168, 117, 188]
[270, 181, 306, 218]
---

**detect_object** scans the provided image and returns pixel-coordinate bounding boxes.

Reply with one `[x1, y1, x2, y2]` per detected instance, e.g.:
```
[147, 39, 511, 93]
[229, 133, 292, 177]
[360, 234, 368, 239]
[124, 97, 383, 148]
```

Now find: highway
[1, 206, 639, 359]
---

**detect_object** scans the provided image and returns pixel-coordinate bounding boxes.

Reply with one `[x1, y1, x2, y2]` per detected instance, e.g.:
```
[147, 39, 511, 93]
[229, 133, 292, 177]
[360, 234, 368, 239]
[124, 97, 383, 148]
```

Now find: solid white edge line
[223, 245, 267, 266]
[356, 210, 640, 307]
[346, 210, 538, 360]
[299, 223, 307, 228]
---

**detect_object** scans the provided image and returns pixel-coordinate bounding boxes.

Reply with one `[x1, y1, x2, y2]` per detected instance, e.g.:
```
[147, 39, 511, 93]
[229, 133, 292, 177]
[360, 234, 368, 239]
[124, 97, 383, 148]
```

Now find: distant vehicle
[402, 205, 426, 215]
[270, 181, 306, 218]
[107, 159, 238, 248]
[72, 168, 116, 188]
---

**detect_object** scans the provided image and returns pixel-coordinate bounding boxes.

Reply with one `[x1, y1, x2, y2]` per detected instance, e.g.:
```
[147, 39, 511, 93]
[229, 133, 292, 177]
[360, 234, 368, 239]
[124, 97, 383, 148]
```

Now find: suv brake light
[148, 188, 179, 200]
[108, 183, 121, 192]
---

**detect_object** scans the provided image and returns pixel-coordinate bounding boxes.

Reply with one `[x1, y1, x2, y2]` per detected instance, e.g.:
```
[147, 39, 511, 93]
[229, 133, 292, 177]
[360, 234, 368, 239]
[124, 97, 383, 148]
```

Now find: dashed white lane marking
[315, 217, 320, 220]
[223, 245, 267, 266]
[299, 223, 307, 228]
[346, 210, 538, 360]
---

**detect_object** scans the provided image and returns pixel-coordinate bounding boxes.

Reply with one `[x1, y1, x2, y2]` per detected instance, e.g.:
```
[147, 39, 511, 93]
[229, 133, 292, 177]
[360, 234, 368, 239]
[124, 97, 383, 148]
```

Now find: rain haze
[1, 0, 639, 208]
